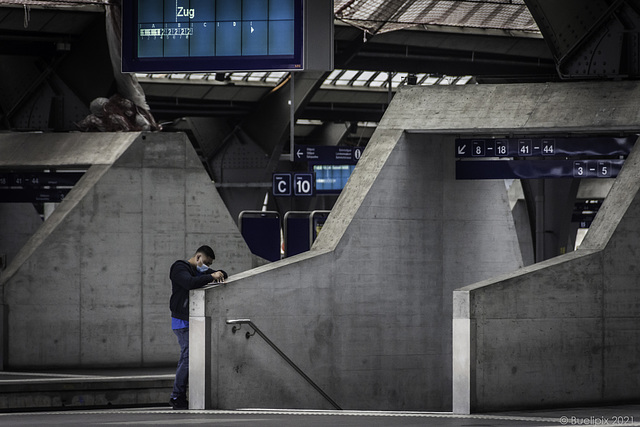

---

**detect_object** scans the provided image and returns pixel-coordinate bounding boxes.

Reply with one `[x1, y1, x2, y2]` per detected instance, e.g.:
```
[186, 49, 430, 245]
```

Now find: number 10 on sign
[294, 173, 314, 196]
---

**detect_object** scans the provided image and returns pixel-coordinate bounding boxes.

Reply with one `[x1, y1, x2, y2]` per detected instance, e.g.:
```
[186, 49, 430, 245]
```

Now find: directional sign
[272, 173, 291, 196]
[294, 173, 314, 196]
[294, 145, 362, 163]
[455, 136, 635, 158]
[0, 172, 84, 187]
[0, 189, 69, 203]
[456, 159, 625, 180]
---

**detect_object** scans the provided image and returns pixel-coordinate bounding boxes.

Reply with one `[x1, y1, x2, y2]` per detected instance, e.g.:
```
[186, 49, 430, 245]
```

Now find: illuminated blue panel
[242, 21, 267, 55]
[269, 20, 294, 55]
[122, 0, 306, 72]
[190, 22, 215, 57]
[243, 0, 268, 20]
[313, 165, 355, 193]
[270, 0, 294, 19]
[138, 23, 164, 57]
[138, 0, 163, 23]
[163, 23, 191, 57]
[192, 0, 216, 21]
[217, 0, 242, 21]
[216, 21, 242, 56]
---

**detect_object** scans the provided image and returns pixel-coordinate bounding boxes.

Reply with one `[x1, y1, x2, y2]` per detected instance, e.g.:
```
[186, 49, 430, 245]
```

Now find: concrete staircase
[0, 368, 174, 411]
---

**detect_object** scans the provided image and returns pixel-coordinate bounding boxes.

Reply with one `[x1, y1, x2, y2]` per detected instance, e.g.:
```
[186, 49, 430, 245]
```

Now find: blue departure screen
[123, 0, 303, 72]
[313, 164, 356, 193]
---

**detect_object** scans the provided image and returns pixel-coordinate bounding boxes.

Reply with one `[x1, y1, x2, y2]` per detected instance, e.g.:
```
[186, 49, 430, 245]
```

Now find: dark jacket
[169, 260, 228, 321]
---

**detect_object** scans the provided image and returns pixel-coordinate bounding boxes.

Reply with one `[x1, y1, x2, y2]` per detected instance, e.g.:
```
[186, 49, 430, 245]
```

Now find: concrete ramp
[192, 94, 528, 411]
[453, 138, 640, 413]
[0, 132, 253, 369]
[193, 81, 640, 412]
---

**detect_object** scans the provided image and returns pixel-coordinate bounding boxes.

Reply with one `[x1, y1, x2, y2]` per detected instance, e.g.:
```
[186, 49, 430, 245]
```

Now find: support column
[189, 289, 210, 409]
[452, 291, 474, 414]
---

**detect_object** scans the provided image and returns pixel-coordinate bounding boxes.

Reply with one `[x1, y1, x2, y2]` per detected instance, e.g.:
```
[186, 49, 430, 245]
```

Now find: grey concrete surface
[454, 137, 640, 413]
[192, 129, 524, 409]
[3, 404, 640, 426]
[0, 204, 41, 289]
[0, 368, 174, 410]
[194, 81, 640, 413]
[0, 132, 254, 368]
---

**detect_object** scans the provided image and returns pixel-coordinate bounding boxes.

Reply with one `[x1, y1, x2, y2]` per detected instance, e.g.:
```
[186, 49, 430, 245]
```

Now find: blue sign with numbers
[455, 136, 635, 158]
[456, 159, 624, 180]
[294, 173, 314, 196]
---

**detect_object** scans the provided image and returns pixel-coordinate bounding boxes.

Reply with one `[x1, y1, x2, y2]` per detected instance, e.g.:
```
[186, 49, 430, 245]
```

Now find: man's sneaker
[169, 397, 188, 410]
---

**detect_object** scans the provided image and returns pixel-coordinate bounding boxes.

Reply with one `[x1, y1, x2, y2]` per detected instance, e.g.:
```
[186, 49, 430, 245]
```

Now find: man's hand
[210, 271, 225, 283]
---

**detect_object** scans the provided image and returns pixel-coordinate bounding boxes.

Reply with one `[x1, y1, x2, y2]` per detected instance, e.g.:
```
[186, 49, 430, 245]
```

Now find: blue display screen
[123, 0, 303, 72]
[313, 164, 355, 193]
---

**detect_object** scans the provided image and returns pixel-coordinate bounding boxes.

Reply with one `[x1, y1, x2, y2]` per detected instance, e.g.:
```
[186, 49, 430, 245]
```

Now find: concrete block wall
[452, 140, 640, 412]
[193, 129, 523, 411]
[0, 204, 42, 272]
[0, 132, 253, 368]
[193, 80, 640, 412]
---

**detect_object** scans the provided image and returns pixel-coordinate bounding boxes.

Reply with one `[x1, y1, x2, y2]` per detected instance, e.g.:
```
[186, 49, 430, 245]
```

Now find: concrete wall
[193, 129, 524, 411]
[0, 132, 253, 368]
[194, 80, 640, 412]
[0, 204, 42, 271]
[453, 139, 640, 413]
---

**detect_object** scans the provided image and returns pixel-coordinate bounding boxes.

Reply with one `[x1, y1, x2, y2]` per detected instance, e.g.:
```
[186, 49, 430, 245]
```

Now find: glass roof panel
[335, 0, 539, 35]
[352, 71, 377, 86]
[138, 69, 473, 89]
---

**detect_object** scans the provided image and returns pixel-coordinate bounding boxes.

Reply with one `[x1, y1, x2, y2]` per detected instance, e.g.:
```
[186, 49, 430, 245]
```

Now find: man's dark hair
[196, 245, 215, 260]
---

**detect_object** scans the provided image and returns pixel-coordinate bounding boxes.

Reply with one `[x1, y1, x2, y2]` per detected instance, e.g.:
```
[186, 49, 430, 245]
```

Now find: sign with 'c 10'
[273, 173, 314, 196]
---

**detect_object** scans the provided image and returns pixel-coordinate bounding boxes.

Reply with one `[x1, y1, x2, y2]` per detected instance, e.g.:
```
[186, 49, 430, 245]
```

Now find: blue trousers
[171, 327, 189, 400]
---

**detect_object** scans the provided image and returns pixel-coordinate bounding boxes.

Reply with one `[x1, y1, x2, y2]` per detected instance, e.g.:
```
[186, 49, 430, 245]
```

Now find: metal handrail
[226, 319, 341, 410]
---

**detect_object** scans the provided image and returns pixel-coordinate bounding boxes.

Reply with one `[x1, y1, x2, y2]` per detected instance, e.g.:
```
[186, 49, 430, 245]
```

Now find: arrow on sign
[296, 148, 304, 159]
[457, 145, 467, 155]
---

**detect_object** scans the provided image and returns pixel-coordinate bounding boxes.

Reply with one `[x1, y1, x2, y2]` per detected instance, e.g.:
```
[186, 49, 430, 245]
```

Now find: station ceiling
[0, 0, 558, 133]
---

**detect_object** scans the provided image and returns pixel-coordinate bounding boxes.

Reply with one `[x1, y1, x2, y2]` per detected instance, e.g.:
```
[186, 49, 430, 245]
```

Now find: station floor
[1, 369, 639, 426]
[3, 404, 640, 426]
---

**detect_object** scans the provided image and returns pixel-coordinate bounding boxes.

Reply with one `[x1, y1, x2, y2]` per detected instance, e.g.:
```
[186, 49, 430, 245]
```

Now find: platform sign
[472, 140, 485, 157]
[293, 173, 313, 196]
[123, 0, 304, 72]
[272, 173, 291, 196]
[495, 139, 508, 156]
[455, 136, 635, 158]
[294, 145, 362, 164]
[457, 159, 625, 180]
[0, 189, 69, 203]
[542, 139, 555, 155]
[517, 139, 533, 156]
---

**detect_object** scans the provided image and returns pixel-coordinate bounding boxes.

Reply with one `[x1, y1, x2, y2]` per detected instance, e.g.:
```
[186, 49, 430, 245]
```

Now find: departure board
[122, 0, 304, 72]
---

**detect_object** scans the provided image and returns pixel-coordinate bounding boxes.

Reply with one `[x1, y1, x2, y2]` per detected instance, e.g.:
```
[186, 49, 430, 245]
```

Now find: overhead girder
[182, 71, 329, 222]
[334, 23, 557, 78]
[525, 0, 640, 79]
[235, 70, 329, 159]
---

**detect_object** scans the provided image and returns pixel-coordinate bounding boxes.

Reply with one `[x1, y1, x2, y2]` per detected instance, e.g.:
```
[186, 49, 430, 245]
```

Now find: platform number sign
[472, 140, 485, 157]
[542, 139, 555, 155]
[518, 139, 533, 156]
[573, 161, 586, 177]
[496, 140, 508, 156]
[294, 173, 314, 196]
[597, 161, 611, 177]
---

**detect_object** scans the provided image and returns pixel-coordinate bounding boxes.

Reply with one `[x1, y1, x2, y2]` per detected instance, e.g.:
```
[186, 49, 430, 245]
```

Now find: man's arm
[170, 262, 215, 290]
